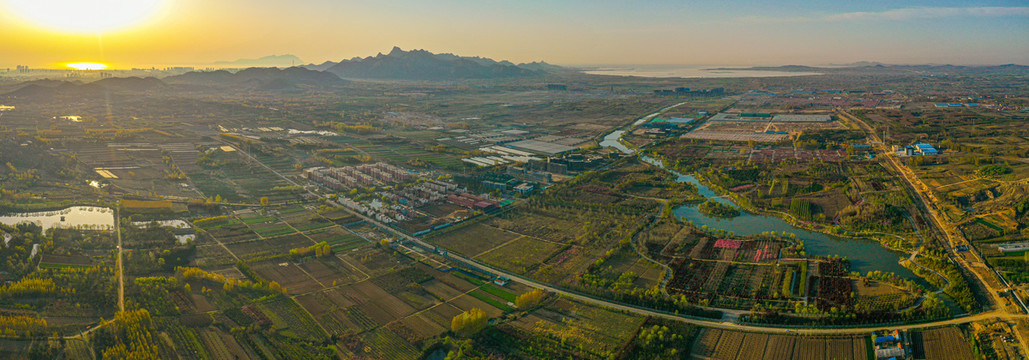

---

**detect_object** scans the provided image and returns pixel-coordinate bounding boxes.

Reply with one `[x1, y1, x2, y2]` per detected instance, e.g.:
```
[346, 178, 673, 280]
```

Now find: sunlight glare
[6, 0, 166, 33]
[66, 62, 108, 70]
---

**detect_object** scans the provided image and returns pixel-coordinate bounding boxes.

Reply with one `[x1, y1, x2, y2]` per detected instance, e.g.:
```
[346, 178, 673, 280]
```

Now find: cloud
[737, 6, 1029, 24]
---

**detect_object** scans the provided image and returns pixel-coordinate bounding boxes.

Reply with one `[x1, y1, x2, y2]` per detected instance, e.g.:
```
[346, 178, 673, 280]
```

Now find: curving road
[839, 109, 1027, 313]
[323, 200, 1029, 335]
[233, 106, 1029, 337]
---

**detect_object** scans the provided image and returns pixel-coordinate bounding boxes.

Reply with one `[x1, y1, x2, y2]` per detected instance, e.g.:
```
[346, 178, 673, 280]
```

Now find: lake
[582, 64, 822, 79]
[0, 206, 115, 234]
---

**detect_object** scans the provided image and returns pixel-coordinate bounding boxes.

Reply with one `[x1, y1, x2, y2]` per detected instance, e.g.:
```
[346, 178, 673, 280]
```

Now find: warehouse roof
[507, 140, 577, 155]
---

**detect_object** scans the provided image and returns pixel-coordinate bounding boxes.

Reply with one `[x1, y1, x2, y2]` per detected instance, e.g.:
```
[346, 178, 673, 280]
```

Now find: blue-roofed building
[644, 117, 693, 130]
[873, 330, 908, 360]
[875, 335, 897, 344]
[667, 117, 695, 124]
[914, 142, 938, 155]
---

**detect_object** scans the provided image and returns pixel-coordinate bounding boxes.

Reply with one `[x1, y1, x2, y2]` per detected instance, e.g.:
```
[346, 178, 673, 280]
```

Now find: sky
[1, 0, 1027, 68]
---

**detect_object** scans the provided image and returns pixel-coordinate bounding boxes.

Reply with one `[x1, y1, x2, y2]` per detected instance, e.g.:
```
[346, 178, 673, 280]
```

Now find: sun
[66, 62, 108, 70]
[5, 0, 166, 33]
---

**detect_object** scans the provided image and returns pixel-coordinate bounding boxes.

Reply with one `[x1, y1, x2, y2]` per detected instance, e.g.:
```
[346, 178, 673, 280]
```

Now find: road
[840, 109, 1029, 356]
[231, 107, 1029, 338]
[69, 207, 125, 341]
[839, 109, 1027, 313]
[116, 207, 124, 313]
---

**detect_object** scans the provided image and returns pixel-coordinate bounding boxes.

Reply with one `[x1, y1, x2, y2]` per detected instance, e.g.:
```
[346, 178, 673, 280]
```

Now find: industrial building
[513, 183, 534, 195]
[709, 112, 832, 122]
[914, 143, 938, 155]
[506, 166, 553, 184]
[996, 242, 1029, 253]
[894, 142, 938, 157]
[653, 87, 725, 96]
[643, 117, 696, 129]
[507, 139, 577, 155]
[873, 330, 909, 359]
[525, 154, 604, 174]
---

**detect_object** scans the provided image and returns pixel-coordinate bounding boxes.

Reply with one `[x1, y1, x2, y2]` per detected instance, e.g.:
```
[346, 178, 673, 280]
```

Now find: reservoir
[0, 206, 116, 234]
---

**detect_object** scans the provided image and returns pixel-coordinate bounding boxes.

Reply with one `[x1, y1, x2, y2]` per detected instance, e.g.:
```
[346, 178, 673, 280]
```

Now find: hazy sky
[1, 0, 1027, 68]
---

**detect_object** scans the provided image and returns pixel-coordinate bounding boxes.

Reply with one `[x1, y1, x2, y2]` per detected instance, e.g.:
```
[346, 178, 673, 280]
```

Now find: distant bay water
[581, 64, 822, 78]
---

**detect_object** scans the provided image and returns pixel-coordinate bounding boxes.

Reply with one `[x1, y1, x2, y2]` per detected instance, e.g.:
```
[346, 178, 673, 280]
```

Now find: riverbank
[630, 154, 919, 279]
[689, 169, 917, 251]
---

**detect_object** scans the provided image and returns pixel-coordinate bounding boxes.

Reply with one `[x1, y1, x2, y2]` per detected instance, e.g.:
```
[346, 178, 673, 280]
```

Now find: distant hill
[707, 65, 821, 72]
[164, 67, 347, 88]
[5, 83, 76, 98]
[710, 63, 1029, 76]
[516, 61, 567, 73]
[305, 61, 338, 72]
[834, 61, 884, 67]
[315, 47, 557, 80]
[4, 77, 165, 99]
[212, 54, 304, 68]
[91, 77, 166, 91]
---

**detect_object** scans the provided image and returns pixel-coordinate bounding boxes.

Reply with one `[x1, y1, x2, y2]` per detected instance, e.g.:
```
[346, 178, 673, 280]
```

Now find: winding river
[603, 130, 919, 279]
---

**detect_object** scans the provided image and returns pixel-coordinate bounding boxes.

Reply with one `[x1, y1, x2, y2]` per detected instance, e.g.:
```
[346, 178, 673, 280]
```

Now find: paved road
[840, 109, 1027, 312]
[234, 108, 1029, 337]
[319, 203, 1029, 334]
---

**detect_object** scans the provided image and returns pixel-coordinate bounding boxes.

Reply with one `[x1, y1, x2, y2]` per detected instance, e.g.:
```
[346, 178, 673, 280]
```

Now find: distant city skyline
[1, 0, 1026, 68]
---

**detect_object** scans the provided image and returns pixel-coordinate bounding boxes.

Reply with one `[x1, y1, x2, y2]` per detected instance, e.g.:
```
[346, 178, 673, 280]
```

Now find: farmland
[915, 326, 975, 360]
[0, 54, 1024, 359]
[690, 328, 869, 360]
[854, 108, 1029, 289]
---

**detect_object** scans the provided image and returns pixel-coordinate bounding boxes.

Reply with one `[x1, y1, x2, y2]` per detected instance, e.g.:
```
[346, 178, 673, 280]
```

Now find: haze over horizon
[1, 0, 1027, 69]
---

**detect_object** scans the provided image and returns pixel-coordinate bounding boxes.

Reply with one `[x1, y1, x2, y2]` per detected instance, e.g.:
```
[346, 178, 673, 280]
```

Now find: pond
[0, 206, 115, 234]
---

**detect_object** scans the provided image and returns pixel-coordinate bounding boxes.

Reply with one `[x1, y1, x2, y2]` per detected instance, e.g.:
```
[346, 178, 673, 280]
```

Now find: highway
[839, 109, 1027, 313]
[840, 109, 1029, 354]
[231, 106, 1029, 337]
[320, 195, 1029, 335]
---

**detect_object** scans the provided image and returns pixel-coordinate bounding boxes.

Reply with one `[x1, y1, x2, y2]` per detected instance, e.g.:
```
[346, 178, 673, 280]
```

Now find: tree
[451, 308, 488, 336]
[268, 281, 283, 293]
[260, 197, 269, 207]
[515, 289, 546, 309]
[790, 198, 813, 220]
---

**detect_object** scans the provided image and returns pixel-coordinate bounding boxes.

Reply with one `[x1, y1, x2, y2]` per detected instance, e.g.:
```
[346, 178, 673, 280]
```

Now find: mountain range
[164, 67, 347, 89]
[311, 47, 563, 80]
[2, 67, 347, 98]
[212, 54, 304, 68]
[710, 63, 1029, 76]
[4, 77, 166, 99]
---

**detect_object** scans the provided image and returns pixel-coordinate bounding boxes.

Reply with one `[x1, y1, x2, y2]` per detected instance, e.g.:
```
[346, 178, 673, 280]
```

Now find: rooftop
[507, 140, 577, 155]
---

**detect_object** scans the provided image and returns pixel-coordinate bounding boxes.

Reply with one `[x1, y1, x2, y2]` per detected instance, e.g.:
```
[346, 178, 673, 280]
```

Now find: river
[599, 130, 633, 154]
[599, 137, 919, 279]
